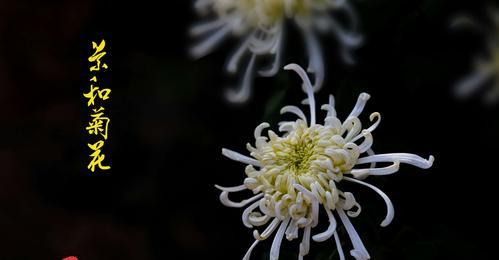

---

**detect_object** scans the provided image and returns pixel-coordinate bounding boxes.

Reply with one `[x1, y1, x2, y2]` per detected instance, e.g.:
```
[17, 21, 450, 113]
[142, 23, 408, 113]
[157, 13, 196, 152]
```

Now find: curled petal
[280, 106, 308, 123]
[347, 168, 369, 180]
[344, 177, 394, 227]
[365, 112, 381, 133]
[254, 217, 281, 240]
[350, 161, 400, 179]
[242, 200, 262, 228]
[249, 213, 271, 227]
[347, 93, 370, 119]
[278, 121, 295, 133]
[312, 206, 337, 242]
[350, 130, 373, 153]
[342, 117, 362, 141]
[244, 177, 259, 190]
[347, 202, 362, 218]
[219, 192, 264, 208]
[357, 153, 434, 169]
[254, 122, 270, 139]
[341, 192, 357, 210]
[321, 94, 337, 118]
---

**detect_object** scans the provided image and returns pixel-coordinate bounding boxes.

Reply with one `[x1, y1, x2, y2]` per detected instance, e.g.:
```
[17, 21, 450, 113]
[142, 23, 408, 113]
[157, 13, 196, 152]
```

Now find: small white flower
[216, 64, 434, 260]
[453, 8, 499, 103]
[191, 0, 363, 103]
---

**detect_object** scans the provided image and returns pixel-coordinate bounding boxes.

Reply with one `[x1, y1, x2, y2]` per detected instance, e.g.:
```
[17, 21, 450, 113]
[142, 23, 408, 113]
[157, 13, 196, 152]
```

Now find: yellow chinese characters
[84, 39, 111, 173]
[86, 107, 110, 140]
[83, 85, 111, 106]
[89, 40, 108, 71]
[87, 140, 110, 172]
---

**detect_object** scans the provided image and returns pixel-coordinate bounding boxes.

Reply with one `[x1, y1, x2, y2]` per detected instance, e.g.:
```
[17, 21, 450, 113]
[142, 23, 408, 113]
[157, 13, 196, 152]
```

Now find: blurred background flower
[190, 0, 362, 103]
[452, 6, 499, 104]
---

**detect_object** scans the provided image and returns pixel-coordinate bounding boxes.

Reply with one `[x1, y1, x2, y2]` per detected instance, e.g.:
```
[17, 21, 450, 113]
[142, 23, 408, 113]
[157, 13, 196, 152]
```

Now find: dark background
[0, 0, 497, 259]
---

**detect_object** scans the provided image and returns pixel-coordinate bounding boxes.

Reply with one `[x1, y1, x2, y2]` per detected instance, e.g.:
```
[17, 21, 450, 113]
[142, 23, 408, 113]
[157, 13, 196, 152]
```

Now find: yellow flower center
[247, 121, 360, 195]
[277, 139, 316, 175]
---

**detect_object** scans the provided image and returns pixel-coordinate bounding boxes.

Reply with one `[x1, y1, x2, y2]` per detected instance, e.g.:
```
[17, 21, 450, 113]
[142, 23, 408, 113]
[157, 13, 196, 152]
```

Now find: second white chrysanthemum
[191, 0, 363, 103]
[216, 64, 434, 260]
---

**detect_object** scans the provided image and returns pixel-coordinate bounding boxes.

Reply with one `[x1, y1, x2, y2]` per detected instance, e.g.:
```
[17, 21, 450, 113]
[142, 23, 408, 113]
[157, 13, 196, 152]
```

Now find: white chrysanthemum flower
[191, 0, 362, 103]
[216, 64, 434, 260]
[453, 8, 499, 103]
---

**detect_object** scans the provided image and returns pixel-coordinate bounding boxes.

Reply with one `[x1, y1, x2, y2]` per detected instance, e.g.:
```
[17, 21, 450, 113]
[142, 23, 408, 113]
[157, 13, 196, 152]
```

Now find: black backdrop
[0, 0, 497, 259]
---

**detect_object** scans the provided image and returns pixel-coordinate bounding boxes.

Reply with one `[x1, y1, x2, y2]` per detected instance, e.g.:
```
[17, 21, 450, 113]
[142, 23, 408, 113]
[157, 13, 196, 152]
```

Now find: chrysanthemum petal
[299, 226, 312, 257]
[269, 217, 291, 260]
[219, 192, 263, 208]
[312, 206, 337, 242]
[222, 148, 261, 166]
[321, 94, 337, 118]
[226, 35, 252, 74]
[337, 209, 371, 260]
[242, 240, 259, 260]
[344, 177, 394, 227]
[190, 25, 232, 59]
[215, 184, 247, 192]
[254, 217, 281, 240]
[259, 27, 284, 77]
[347, 93, 370, 119]
[190, 19, 225, 36]
[357, 153, 434, 169]
[333, 231, 346, 260]
[242, 200, 262, 228]
[225, 54, 256, 103]
[302, 27, 325, 91]
[284, 63, 316, 125]
[280, 106, 307, 123]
